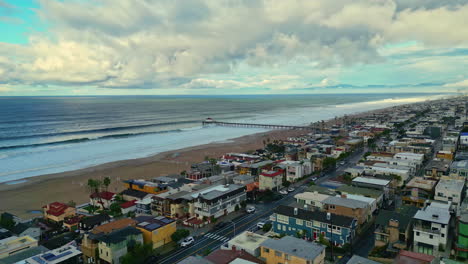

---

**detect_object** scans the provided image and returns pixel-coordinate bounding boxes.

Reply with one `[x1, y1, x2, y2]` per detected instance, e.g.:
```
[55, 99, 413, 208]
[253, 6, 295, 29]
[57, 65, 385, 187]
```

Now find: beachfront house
[134, 215, 176, 249]
[42, 202, 76, 224]
[259, 170, 284, 191]
[89, 191, 116, 209]
[193, 184, 246, 220]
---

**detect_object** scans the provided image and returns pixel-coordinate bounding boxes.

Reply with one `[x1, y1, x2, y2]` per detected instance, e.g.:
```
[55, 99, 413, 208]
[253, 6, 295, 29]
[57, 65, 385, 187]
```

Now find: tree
[121, 242, 153, 264]
[109, 202, 122, 216]
[210, 216, 217, 223]
[240, 201, 247, 208]
[322, 157, 336, 170]
[171, 229, 190, 242]
[103, 177, 111, 191]
[318, 233, 330, 247]
[0, 214, 15, 230]
[67, 200, 76, 207]
[262, 223, 272, 232]
[87, 179, 105, 209]
[235, 204, 240, 211]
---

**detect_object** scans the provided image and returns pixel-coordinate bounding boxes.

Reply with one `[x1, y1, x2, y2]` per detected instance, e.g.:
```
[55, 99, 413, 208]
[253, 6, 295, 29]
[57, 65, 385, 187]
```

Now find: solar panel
[145, 223, 161, 230]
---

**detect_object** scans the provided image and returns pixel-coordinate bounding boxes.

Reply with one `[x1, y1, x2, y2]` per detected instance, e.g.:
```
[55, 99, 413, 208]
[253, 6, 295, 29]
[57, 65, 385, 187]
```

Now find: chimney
[232, 245, 236, 251]
[341, 194, 347, 199]
[294, 207, 298, 216]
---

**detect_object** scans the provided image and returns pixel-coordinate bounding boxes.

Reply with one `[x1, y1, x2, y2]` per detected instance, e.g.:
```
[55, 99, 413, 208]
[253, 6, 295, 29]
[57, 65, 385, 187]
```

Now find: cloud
[0, 0, 468, 91]
[444, 79, 468, 88]
[0, 86, 12, 92]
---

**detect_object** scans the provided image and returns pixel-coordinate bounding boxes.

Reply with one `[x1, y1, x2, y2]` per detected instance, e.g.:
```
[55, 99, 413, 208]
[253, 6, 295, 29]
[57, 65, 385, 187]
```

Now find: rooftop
[395, 250, 435, 264]
[451, 160, 468, 169]
[228, 231, 269, 250]
[336, 185, 383, 199]
[0, 236, 37, 256]
[406, 178, 437, 191]
[435, 178, 465, 193]
[260, 236, 325, 261]
[294, 192, 331, 203]
[323, 196, 368, 209]
[274, 205, 355, 227]
[414, 203, 451, 224]
[375, 208, 418, 232]
[91, 218, 136, 234]
[97, 226, 141, 244]
[352, 177, 390, 186]
[260, 170, 283, 177]
[346, 255, 381, 264]
[134, 215, 174, 231]
[194, 184, 245, 201]
[21, 244, 81, 264]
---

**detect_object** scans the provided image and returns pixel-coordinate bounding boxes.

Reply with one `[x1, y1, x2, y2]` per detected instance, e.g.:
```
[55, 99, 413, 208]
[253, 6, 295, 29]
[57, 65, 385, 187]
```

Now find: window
[441, 233, 445, 238]
[329, 205, 336, 210]
[441, 224, 445, 228]
[285, 254, 291, 260]
[263, 248, 270, 253]
[275, 251, 282, 257]
[306, 221, 312, 227]
[416, 232, 420, 236]
[296, 219, 303, 225]
[429, 235, 433, 239]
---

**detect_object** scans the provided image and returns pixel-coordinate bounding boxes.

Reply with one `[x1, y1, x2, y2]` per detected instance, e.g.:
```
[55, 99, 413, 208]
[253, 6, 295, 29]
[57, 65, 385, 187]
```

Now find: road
[158, 147, 367, 263]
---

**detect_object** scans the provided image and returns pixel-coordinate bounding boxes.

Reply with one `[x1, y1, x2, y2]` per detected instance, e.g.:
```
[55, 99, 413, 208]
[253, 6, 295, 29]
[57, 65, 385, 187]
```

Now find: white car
[246, 206, 256, 213]
[279, 190, 288, 195]
[287, 187, 295, 192]
[180, 236, 195, 247]
[257, 222, 265, 229]
[311, 177, 318, 181]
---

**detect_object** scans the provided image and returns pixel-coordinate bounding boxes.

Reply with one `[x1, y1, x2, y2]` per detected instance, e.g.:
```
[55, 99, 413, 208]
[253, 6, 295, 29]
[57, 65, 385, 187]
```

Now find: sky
[0, 0, 468, 96]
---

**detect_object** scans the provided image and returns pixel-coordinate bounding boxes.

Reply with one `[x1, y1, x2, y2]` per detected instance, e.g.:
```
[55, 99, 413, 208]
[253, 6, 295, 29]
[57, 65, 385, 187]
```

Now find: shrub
[171, 229, 190, 242]
[262, 223, 272, 232]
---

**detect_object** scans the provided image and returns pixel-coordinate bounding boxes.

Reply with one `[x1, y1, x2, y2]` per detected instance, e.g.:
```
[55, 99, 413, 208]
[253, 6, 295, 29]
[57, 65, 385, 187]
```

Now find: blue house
[271, 205, 357, 247]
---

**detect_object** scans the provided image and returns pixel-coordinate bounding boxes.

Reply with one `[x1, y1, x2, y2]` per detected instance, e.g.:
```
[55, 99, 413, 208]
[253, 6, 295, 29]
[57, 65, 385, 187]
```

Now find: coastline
[0, 103, 416, 218]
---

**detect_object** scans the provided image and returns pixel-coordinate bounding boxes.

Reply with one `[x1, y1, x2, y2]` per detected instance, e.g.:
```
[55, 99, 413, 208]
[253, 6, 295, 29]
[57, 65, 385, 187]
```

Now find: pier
[202, 118, 315, 131]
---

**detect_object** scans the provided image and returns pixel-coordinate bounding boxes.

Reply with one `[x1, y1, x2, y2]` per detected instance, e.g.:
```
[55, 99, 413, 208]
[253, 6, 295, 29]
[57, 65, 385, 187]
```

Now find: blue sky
[1, 0, 468, 95]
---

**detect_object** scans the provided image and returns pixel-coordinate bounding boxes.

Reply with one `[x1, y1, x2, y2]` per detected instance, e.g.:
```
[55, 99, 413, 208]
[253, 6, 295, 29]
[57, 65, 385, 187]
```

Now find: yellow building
[260, 236, 325, 264]
[0, 235, 38, 259]
[134, 215, 176, 249]
[123, 179, 169, 195]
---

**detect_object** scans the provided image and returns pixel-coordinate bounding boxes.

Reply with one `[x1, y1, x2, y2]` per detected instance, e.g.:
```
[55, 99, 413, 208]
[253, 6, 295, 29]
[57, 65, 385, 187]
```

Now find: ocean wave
[0, 120, 199, 141]
[0, 128, 187, 151]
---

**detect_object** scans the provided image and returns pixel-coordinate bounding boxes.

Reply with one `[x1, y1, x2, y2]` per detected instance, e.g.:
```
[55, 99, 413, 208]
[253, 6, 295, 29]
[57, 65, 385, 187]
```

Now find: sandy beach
[0, 105, 395, 219]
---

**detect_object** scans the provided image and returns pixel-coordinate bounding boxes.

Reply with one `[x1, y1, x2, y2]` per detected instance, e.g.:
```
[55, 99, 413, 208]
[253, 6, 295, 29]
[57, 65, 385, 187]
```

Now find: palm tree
[103, 177, 111, 191]
[87, 179, 105, 210]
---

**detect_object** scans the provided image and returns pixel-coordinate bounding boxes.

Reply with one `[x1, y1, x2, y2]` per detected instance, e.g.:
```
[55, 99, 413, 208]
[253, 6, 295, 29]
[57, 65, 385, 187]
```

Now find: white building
[294, 192, 331, 210]
[413, 202, 451, 256]
[193, 184, 246, 219]
[363, 164, 411, 184]
[394, 152, 425, 164]
[434, 178, 465, 208]
[280, 160, 312, 182]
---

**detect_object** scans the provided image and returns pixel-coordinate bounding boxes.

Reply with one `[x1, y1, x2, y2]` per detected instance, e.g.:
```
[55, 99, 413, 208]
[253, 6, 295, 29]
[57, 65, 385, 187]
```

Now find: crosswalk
[204, 233, 231, 242]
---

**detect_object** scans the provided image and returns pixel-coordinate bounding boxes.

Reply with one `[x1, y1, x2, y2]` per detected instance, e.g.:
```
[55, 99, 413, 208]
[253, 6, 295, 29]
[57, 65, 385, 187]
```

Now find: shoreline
[0, 102, 418, 218]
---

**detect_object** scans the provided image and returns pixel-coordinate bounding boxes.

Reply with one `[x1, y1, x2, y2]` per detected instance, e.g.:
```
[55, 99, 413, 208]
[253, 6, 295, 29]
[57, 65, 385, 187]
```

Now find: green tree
[103, 177, 111, 191]
[240, 201, 247, 208]
[262, 223, 272, 232]
[121, 242, 153, 264]
[210, 216, 217, 223]
[235, 204, 240, 211]
[109, 202, 122, 216]
[87, 179, 105, 209]
[0, 215, 15, 230]
[322, 157, 336, 170]
[318, 233, 330, 247]
[171, 229, 190, 242]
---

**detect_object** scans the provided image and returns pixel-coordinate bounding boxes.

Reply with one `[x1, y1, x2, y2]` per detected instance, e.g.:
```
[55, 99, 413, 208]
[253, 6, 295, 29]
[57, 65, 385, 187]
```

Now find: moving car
[180, 236, 195, 247]
[279, 189, 288, 195]
[311, 177, 318, 181]
[257, 221, 265, 229]
[287, 187, 295, 192]
[246, 206, 256, 213]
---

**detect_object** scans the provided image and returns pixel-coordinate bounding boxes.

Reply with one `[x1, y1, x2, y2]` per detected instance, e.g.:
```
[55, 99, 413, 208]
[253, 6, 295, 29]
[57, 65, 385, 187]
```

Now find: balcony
[414, 225, 440, 234]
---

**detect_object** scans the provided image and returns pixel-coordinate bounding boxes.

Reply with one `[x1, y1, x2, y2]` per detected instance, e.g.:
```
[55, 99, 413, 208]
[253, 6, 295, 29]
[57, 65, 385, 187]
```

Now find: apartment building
[193, 184, 246, 220]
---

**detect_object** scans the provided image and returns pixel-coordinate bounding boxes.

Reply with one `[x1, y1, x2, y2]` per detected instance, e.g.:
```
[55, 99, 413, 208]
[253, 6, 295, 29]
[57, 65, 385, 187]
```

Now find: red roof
[396, 250, 435, 264]
[205, 248, 263, 264]
[260, 169, 283, 177]
[46, 202, 68, 217]
[90, 191, 115, 201]
[120, 200, 137, 209]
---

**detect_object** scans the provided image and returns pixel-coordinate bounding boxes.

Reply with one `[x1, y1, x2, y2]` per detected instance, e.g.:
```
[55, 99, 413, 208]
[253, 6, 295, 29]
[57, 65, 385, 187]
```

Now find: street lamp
[326, 212, 334, 262]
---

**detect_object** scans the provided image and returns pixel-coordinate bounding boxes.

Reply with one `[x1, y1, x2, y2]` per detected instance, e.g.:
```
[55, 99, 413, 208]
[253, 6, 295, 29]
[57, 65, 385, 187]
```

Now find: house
[193, 184, 246, 220]
[90, 191, 116, 209]
[340, 194, 377, 215]
[402, 178, 437, 208]
[0, 235, 38, 259]
[186, 162, 218, 180]
[42, 202, 76, 223]
[434, 178, 465, 208]
[280, 160, 312, 182]
[9, 222, 41, 241]
[259, 236, 326, 264]
[225, 231, 270, 257]
[413, 202, 451, 256]
[455, 197, 468, 259]
[323, 196, 370, 225]
[424, 159, 450, 180]
[120, 188, 152, 201]
[394, 250, 435, 264]
[97, 226, 143, 264]
[352, 177, 392, 202]
[79, 214, 111, 231]
[374, 207, 419, 251]
[336, 185, 384, 206]
[134, 215, 176, 249]
[205, 248, 264, 264]
[232, 174, 255, 185]
[271, 205, 357, 246]
[294, 192, 331, 210]
[346, 255, 381, 264]
[259, 170, 284, 191]
[21, 244, 82, 264]
[0, 245, 49, 264]
[81, 218, 137, 264]
[135, 197, 153, 215]
[119, 200, 137, 215]
[123, 179, 169, 195]
[450, 160, 468, 179]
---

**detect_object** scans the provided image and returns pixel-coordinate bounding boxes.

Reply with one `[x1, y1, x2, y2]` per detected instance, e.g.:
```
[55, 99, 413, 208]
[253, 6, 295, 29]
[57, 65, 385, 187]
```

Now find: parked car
[339, 161, 346, 166]
[246, 206, 256, 213]
[279, 189, 288, 195]
[287, 187, 295, 192]
[180, 236, 195, 247]
[257, 221, 265, 229]
[311, 177, 318, 181]
[214, 222, 227, 230]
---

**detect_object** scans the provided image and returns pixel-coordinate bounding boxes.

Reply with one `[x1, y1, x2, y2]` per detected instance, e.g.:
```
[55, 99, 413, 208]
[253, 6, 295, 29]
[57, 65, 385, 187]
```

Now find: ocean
[0, 93, 448, 183]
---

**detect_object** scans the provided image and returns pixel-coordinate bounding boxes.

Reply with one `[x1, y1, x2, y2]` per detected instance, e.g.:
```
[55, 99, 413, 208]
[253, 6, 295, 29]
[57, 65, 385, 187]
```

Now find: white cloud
[444, 79, 468, 88]
[0, 0, 468, 91]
